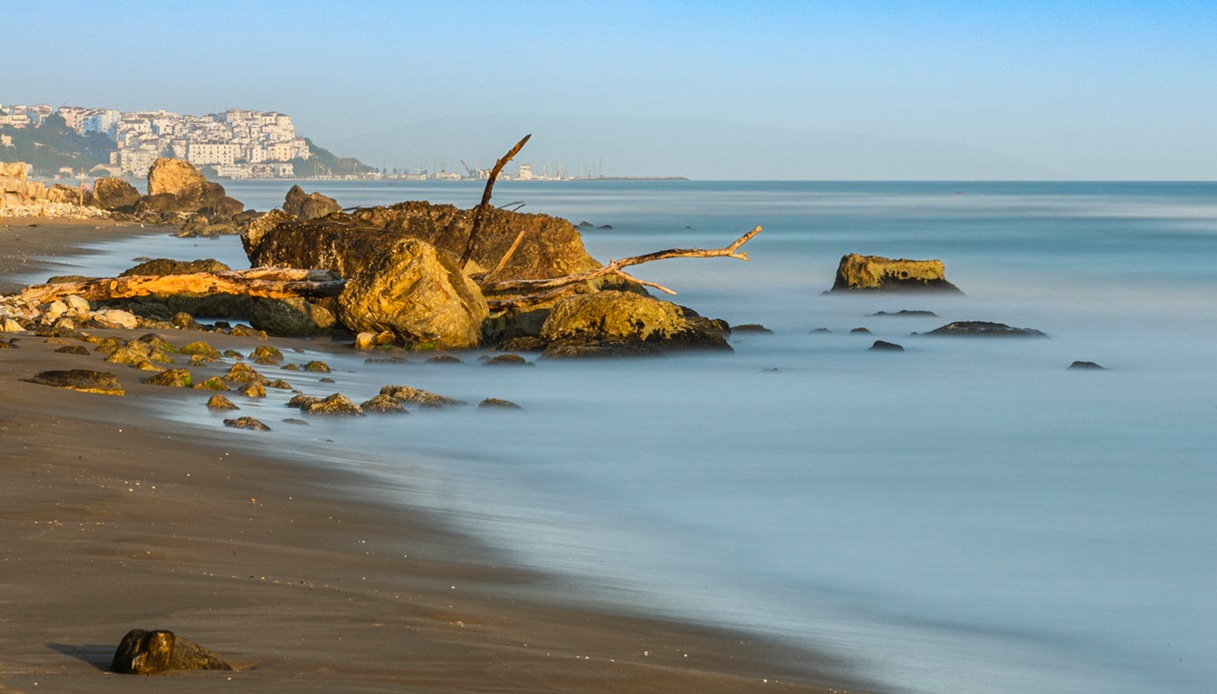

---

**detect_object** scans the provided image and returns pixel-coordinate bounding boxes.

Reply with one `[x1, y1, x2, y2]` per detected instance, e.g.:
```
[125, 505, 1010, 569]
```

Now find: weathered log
[17, 268, 344, 304]
[460, 134, 531, 269]
[483, 226, 762, 297]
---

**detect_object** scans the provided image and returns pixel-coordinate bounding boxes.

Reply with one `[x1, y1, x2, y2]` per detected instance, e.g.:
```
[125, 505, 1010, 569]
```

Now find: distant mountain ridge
[330, 113, 1065, 181]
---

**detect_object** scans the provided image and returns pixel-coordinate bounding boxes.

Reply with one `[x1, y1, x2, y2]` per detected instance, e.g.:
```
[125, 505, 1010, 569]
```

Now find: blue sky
[6, 1, 1215, 179]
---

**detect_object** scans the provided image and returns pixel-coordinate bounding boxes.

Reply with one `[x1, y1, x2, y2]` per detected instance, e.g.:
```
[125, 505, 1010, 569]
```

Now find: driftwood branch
[18, 268, 345, 304]
[482, 226, 762, 296]
[460, 134, 531, 269]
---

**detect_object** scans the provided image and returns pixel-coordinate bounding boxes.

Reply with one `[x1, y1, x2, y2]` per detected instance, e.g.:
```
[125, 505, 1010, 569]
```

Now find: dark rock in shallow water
[54, 344, 90, 355]
[868, 310, 938, 317]
[810, 327, 831, 334]
[731, 324, 773, 334]
[426, 354, 462, 364]
[922, 321, 1047, 337]
[479, 397, 522, 410]
[302, 360, 331, 373]
[360, 394, 410, 413]
[483, 353, 532, 366]
[828, 254, 964, 294]
[497, 336, 547, 352]
[849, 327, 872, 335]
[224, 416, 270, 431]
[1069, 361, 1105, 370]
[193, 376, 229, 391]
[869, 340, 905, 352]
[26, 369, 124, 395]
[110, 628, 232, 675]
[301, 393, 364, 416]
[380, 384, 467, 408]
[143, 368, 193, 388]
[206, 394, 238, 410]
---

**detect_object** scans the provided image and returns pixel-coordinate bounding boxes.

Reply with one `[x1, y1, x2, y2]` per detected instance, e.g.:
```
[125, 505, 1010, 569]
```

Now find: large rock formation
[539, 291, 730, 357]
[138, 158, 244, 217]
[0, 162, 46, 208]
[45, 183, 94, 206]
[829, 254, 963, 294]
[92, 178, 142, 212]
[337, 238, 488, 349]
[282, 185, 341, 220]
[243, 200, 600, 283]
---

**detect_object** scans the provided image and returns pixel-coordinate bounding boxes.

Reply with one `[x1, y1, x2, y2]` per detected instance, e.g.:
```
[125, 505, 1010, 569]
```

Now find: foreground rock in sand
[338, 238, 489, 349]
[110, 628, 232, 675]
[539, 291, 730, 357]
[829, 254, 963, 294]
[25, 369, 125, 395]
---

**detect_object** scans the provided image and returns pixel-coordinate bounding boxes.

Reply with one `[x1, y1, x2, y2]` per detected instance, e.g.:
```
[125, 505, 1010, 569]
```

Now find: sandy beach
[0, 218, 868, 692]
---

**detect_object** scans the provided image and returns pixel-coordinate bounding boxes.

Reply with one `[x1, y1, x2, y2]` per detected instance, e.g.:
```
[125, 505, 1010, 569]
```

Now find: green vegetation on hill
[0, 115, 116, 176]
[290, 138, 375, 177]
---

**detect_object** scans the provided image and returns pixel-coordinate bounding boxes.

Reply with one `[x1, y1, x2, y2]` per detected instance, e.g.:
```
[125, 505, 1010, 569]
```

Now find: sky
[5, 1, 1216, 179]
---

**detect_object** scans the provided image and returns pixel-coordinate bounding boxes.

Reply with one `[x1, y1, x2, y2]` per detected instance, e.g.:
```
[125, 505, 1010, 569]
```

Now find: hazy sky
[6, 1, 1215, 179]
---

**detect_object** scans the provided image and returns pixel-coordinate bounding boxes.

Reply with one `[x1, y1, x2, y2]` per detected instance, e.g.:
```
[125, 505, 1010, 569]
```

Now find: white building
[186, 142, 242, 166]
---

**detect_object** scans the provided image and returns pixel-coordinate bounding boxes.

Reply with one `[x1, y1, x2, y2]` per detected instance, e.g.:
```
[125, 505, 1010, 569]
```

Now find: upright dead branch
[482, 225, 762, 297]
[460, 134, 532, 269]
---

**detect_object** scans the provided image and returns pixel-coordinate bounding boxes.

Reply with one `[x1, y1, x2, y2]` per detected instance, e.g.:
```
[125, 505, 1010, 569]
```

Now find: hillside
[289, 138, 376, 177]
[0, 115, 116, 176]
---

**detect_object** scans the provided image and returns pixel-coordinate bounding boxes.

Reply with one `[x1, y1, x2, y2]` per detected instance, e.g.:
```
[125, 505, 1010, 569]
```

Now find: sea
[35, 180, 1217, 693]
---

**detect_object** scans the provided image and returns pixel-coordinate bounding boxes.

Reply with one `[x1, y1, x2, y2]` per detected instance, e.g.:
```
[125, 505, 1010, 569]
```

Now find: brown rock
[283, 185, 341, 220]
[224, 416, 271, 431]
[25, 369, 124, 395]
[92, 178, 141, 212]
[539, 291, 730, 357]
[119, 258, 231, 277]
[829, 254, 963, 294]
[337, 238, 489, 349]
[110, 628, 232, 675]
[379, 384, 467, 408]
[46, 183, 93, 206]
[242, 200, 599, 283]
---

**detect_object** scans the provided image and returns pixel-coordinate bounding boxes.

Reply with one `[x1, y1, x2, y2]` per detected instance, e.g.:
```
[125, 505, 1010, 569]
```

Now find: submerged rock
[193, 376, 229, 391]
[224, 416, 270, 431]
[922, 321, 1046, 337]
[302, 360, 330, 373]
[180, 341, 222, 360]
[479, 397, 522, 410]
[869, 310, 939, 317]
[54, 344, 90, 355]
[206, 394, 239, 410]
[143, 368, 193, 387]
[1069, 361, 1105, 370]
[301, 393, 364, 416]
[110, 628, 232, 675]
[730, 323, 772, 334]
[869, 340, 905, 352]
[360, 394, 409, 414]
[379, 384, 467, 408]
[483, 353, 532, 366]
[238, 381, 266, 398]
[250, 344, 284, 365]
[25, 369, 124, 395]
[828, 254, 963, 294]
[222, 362, 269, 384]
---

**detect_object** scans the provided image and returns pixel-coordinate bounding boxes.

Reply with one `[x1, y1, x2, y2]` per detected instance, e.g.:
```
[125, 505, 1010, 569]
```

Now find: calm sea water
[52, 181, 1217, 693]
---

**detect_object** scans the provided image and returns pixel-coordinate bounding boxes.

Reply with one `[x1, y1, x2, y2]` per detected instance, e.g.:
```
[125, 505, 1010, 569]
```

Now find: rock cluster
[0, 293, 140, 334]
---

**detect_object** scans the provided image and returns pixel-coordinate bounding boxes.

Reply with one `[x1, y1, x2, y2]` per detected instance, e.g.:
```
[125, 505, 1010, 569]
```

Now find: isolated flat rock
[26, 369, 124, 395]
[829, 254, 963, 294]
[379, 384, 467, 408]
[923, 321, 1046, 337]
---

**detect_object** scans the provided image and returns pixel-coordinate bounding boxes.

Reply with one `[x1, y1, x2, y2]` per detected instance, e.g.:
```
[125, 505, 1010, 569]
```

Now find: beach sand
[0, 219, 870, 692]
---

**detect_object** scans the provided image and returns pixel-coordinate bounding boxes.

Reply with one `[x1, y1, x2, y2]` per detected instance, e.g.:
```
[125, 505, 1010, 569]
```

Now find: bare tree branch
[460, 134, 531, 269]
[482, 226, 762, 296]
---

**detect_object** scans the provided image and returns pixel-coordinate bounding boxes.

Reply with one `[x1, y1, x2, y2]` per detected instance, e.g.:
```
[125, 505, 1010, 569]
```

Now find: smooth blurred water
[71, 181, 1217, 693]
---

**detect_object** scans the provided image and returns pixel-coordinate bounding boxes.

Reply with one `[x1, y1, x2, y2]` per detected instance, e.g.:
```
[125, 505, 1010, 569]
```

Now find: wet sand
[0, 219, 871, 692]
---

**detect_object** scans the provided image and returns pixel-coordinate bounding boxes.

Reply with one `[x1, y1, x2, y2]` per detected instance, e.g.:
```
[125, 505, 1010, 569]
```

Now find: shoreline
[0, 217, 870, 691]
